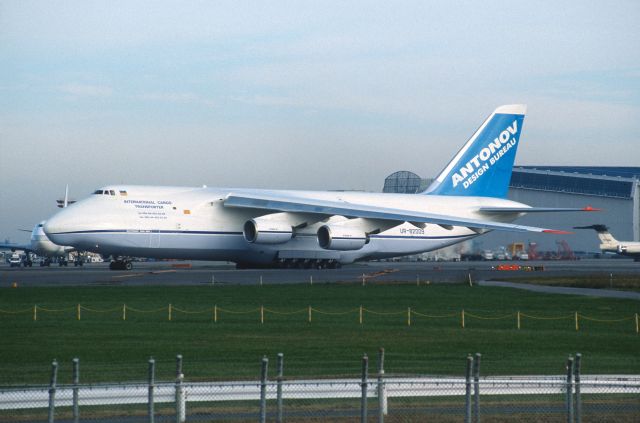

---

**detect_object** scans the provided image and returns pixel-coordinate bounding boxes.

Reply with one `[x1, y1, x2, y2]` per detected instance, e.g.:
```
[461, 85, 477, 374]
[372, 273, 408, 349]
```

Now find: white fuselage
[44, 186, 526, 264]
[600, 241, 640, 257]
[30, 222, 71, 257]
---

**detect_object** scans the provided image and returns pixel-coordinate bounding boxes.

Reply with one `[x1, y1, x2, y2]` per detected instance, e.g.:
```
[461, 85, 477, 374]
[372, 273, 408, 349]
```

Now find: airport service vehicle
[8, 253, 22, 267]
[44, 105, 596, 270]
[575, 224, 640, 261]
[481, 250, 495, 261]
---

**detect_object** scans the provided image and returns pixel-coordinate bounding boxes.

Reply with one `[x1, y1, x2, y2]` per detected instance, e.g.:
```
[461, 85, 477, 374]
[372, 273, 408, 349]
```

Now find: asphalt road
[1, 259, 639, 289]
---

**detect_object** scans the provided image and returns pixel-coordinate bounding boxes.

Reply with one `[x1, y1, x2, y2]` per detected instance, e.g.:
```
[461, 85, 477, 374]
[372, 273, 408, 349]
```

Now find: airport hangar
[382, 167, 640, 255]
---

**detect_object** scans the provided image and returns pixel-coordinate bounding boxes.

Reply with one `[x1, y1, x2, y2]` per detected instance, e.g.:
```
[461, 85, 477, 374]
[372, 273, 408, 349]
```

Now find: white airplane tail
[574, 224, 618, 247]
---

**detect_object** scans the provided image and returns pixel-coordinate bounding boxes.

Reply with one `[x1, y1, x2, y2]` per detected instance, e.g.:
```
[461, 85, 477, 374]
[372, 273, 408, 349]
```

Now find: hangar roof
[516, 166, 640, 179]
[511, 166, 640, 199]
[383, 171, 431, 193]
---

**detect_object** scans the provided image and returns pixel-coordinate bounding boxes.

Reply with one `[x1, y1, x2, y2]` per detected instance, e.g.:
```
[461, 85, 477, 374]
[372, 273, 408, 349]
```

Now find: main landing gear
[109, 258, 133, 270]
[279, 258, 341, 269]
[236, 259, 342, 270]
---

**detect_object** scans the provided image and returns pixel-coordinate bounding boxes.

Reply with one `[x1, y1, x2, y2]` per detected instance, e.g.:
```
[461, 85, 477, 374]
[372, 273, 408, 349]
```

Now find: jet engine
[618, 244, 640, 254]
[317, 225, 367, 251]
[243, 218, 293, 244]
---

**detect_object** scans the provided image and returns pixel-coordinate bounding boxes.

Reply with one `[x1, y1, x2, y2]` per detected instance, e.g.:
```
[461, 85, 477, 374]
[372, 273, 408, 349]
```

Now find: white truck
[9, 253, 22, 267]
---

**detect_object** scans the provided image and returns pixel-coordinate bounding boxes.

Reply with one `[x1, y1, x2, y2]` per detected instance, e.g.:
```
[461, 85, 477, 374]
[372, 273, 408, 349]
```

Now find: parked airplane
[0, 221, 75, 266]
[1, 187, 77, 266]
[44, 105, 596, 270]
[574, 224, 640, 261]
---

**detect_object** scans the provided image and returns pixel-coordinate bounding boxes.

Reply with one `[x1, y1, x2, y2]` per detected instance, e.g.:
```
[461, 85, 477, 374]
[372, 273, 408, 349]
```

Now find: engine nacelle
[618, 244, 640, 254]
[243, 218, 293, 244]
[317, 225, 367, 251]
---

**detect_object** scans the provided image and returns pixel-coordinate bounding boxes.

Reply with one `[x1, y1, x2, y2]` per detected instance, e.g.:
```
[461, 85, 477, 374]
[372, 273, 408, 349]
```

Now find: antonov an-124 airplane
[44, 105, 596, 270]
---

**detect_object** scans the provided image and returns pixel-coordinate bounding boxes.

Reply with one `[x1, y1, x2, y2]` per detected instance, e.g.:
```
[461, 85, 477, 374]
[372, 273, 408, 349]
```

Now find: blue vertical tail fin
[423, 104, 526, 198]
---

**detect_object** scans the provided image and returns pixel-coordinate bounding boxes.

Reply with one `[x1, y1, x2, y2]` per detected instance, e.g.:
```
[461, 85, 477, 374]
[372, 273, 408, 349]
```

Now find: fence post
[214, 305, 218, 323]
[473, 353, 481, 423]
[276, 353, 284, 423]
[575, 312, 579, 331]
[77, 304, 81, 321]
[635, 313, 638, 334]
[377, 348, 386, 421]
[72, 358, 80, 423]
[461, 310, 465, 329]
[260, 356, 268, 423]
[361, 354, 369, 423]
[169, 304, 172, 321]
[566, 356, 574, 423]
[465, 354, 473, 423]
[34, 305, 37, 321]
[517, 311, 521, 330]
[407, 307, 411, 326]
[308, 306, 312, 323]
[123, 304, 126, 321]
[175, 354, 185, 423]
[148, 358, 155, 423]
[48, 359, 58, 423]
[261, 305, 264, 324]
[360, 305, 363, 324]
[574, 353, 582, 423]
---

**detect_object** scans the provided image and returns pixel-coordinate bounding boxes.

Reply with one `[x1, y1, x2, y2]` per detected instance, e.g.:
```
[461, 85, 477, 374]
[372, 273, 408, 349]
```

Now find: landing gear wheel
[125, 262, 133, 270]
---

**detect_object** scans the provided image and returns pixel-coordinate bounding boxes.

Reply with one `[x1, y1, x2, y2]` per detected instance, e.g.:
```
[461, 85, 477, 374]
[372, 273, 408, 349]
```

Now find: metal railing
[1, 352, 639, 422]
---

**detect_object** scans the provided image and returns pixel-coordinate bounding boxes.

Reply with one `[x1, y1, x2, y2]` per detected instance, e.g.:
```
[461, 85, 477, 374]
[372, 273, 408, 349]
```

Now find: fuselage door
[150, 230, 160, 248]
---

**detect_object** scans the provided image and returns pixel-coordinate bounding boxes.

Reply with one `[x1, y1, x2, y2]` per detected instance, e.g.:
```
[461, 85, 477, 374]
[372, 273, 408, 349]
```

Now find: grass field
[0, 282, 638, 385]
[494, 274, 640, 291]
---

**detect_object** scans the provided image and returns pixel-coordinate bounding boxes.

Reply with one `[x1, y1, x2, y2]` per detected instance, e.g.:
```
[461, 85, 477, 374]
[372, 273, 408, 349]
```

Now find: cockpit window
[93, 190, 103, 195]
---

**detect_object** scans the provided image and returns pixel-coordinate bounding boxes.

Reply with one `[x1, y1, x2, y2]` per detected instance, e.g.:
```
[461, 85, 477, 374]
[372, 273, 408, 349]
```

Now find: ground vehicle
[481, 250, 495, 260]
[9, 253, 22, 267]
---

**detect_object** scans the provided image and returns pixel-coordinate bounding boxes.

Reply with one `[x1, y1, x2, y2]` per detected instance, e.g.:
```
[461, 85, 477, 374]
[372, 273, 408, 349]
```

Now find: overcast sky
[1, 1, 639, 241]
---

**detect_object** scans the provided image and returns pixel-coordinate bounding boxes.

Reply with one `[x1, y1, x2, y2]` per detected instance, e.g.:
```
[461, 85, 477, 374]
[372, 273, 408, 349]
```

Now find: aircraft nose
[43, 209, 75, 244]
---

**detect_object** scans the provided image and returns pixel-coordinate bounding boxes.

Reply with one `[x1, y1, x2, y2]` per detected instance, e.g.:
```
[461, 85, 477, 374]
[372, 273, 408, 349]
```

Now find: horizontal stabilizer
[478, 206, 601, 214]
[574, 224, 609, 232]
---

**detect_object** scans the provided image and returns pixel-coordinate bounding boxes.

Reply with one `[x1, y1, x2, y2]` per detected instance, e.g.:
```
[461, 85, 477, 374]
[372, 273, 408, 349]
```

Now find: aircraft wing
[223, 192, 569, 234]
[0, 242, 31, 253]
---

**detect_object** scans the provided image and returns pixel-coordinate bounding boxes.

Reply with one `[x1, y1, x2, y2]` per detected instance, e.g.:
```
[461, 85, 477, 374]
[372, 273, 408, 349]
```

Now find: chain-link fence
[1, 352, 638, 422]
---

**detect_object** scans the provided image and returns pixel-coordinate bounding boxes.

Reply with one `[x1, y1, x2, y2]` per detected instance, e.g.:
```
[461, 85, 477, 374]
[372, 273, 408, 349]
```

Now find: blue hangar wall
[382, 166, 640, 254]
